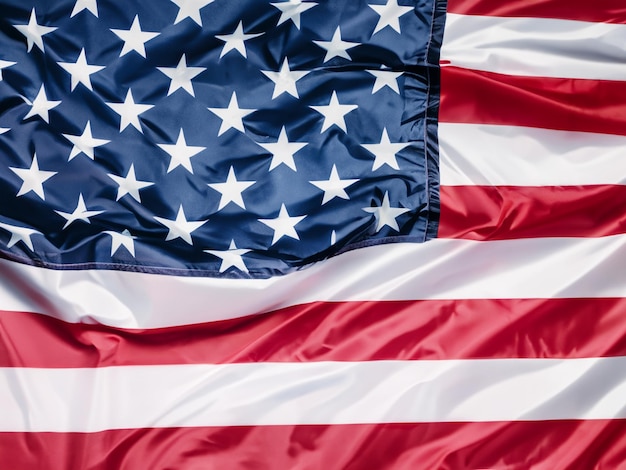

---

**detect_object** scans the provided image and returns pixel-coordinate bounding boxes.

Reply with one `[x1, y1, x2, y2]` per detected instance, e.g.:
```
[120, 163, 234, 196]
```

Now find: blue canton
[0, 0, 443, 278]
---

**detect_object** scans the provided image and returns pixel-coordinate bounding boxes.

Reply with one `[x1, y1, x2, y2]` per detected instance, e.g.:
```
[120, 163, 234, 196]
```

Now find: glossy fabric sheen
[442, 14, 626, 80]
[2, 298, 626, 367]
[3, 0, 626, 468]
[1, 236, 625, 327]
[440, 185, 626, 240]
[439, 123, 626, 186]
[3, 421, 626, 470]
[440, 67, 626, 136]
[6, 358, 626, 432]
[447, 0, 626, 24]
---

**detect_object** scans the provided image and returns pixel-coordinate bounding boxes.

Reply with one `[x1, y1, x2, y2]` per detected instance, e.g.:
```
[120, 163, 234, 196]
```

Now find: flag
[1, 0, 625, 468]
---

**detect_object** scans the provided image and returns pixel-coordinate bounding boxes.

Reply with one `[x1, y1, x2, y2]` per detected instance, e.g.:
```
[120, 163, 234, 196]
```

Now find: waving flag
[1, 0, 625, 468]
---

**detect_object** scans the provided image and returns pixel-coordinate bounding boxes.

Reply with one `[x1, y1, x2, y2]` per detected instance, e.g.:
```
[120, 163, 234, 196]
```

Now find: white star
[216, 21, 263, 59]
[208, 166, 255, 210]
[309, 165, 358, 205]
[310, 91, 358, 133]
[106, 229, 135, 257]
[71, 0, 98, 17]
[205, 240, 250, 273]
[170, 0, 215, 26]
[58, 48, 105, 92]
[257, 126, 307, 171]
[157, 54, 206, 97]
[107, 164, 153, 202]
[361, 128, 409, 171]
[368, 68, 402, 94]
[0, 222, 40, 251]
[157, 129, 205, 173]
[13, 8, 57, 53]
[55, 194, 104, 230]
[106, 89, 153, 133]
[369, 0, 413, 34]
[9, 154, 56, 200]
[154, 205, 207, 245]
[23, 85, 61, 123]
[261, 58, 310, 99]
[207, 92, 256, 136]
[63, 121, 110, 161]
[0, 60, 16, 80]
[111, 15, 159, 58]
[313, 26, 359, 62]
[259, 204, 306, 245]
[0, 128, 9, 134]
[271, 0, 318, 29]
[362, 191, 409, 232]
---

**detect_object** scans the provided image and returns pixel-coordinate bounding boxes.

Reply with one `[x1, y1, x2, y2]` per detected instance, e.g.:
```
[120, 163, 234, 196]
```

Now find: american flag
[1, 0, 625, 468]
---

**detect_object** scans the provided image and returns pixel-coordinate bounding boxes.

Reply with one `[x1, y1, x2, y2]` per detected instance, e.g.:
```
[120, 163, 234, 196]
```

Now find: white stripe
[3, 357, 626, 432]
[440, 123, 626, 186]
[1, 235, 625, 328]
[441, 14, 626, 80]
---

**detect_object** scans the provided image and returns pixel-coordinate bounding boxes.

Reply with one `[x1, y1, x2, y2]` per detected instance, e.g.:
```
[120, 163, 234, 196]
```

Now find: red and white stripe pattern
[3, 1, 626, 468]
[440, 0, 626, 244]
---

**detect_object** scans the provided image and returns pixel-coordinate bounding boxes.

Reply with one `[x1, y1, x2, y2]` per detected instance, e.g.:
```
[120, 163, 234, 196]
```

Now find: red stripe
[440, 66, 626, 136]
[439, 185, 626, 240]
[447, 0, 626, 25]
[3, 420, 626, 470]
[3, 297, 626, 367]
